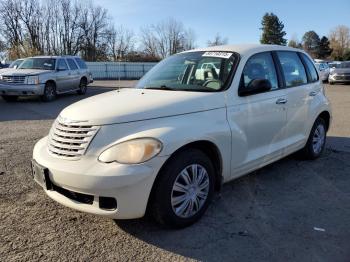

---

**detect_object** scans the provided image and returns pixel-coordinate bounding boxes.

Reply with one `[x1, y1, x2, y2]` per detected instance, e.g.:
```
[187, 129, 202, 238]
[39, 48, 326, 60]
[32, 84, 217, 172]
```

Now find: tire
[41, 82, 57, 102]
[77, 78, 87, 95]
[299, 118, 327, 160]
[1, 95, 18, 102]
[150, 148, 215, 228]
[329, 81, 334, 85]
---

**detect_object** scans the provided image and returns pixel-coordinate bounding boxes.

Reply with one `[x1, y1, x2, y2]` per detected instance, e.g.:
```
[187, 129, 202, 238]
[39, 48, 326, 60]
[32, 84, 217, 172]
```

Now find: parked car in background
[315, 62, 330, 82]
[32, 44, 331, 228]
[8, 59, 24, 69]
[0, 61, 9, 69]
[328, 61, 341, 71]
[0, 56, 93, 102]
[328, 61, 350, 85]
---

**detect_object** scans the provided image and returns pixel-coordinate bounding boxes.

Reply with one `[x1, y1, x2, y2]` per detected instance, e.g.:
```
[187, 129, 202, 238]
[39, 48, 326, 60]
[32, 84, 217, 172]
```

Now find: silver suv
[0, 56, 93, 102]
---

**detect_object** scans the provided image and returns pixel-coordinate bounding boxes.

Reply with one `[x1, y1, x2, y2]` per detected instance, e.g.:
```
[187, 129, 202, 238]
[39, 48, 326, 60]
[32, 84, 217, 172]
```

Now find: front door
[227, 52, 288, 178]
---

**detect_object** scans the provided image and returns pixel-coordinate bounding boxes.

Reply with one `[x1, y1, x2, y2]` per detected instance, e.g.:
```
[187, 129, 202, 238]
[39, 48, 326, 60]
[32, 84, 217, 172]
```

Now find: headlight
[26, 75, 39, 85]
[0, 75, 3, 80]
[98, 138, 163, 164]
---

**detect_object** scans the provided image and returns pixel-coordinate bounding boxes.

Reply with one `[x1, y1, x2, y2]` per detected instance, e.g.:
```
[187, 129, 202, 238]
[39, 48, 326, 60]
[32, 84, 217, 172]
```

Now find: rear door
[275, 51, 317, 150]
[55, 59, 70, 92]
[66, 58, 80, 89]
[227, 52, 288, 177]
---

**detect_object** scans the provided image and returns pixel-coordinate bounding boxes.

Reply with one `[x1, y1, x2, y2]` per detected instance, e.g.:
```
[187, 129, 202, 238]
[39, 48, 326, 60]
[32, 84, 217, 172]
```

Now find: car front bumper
[0, 83, 45, 96]
[32, 137, 168, 219]
[329, 74, 350, 83]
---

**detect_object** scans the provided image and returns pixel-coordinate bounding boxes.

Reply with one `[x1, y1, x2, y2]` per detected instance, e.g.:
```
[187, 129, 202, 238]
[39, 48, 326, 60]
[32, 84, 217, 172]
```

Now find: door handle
[276, 98, 288, 104]
[309, 91, 318, 96]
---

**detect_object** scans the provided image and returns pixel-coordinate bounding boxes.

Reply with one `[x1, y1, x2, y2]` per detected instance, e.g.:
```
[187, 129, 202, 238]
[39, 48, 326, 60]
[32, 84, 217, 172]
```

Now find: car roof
[25, 55, 81, 59]
[181, 44, 307, 57]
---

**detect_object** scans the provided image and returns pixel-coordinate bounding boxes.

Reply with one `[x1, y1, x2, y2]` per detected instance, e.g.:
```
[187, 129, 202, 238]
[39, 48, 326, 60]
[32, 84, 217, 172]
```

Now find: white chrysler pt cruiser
[32, 44, 332, 228]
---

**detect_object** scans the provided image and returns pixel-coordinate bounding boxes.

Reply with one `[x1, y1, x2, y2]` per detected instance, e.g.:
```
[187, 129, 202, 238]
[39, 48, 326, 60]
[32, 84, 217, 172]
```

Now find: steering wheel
[203, 79, 222, 89]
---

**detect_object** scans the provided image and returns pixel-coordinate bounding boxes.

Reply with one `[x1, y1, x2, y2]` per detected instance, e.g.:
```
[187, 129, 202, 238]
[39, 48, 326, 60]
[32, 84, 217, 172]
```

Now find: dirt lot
[0, 82, 349, 262]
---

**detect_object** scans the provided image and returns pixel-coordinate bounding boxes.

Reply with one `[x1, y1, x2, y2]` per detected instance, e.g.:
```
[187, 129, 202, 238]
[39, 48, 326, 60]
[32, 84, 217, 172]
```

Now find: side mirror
[238, 79, 272, 96]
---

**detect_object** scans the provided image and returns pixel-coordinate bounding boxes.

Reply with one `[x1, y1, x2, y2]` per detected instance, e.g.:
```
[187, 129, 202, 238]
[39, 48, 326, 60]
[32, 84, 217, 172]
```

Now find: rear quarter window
[74, 58, 88, 69]
[300, 53, 319, 82]
[67, 58, 78, 70]
[277, 51, 307, 87]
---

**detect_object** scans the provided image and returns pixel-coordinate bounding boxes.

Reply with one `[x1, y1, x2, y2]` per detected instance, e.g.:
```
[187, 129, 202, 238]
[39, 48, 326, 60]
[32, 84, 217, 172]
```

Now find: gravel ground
[0, 82, 349, 262]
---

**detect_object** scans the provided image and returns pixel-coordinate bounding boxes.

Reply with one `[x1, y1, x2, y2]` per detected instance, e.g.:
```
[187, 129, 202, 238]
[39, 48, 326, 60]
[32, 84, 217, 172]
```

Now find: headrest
[245, 63, 265, 79]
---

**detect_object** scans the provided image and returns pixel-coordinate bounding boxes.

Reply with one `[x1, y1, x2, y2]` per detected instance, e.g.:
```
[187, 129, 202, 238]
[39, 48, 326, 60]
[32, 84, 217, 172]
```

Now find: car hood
[59, 88, 226, 125]
[0, 68, 52, 76]
[332, 68, 350, 74]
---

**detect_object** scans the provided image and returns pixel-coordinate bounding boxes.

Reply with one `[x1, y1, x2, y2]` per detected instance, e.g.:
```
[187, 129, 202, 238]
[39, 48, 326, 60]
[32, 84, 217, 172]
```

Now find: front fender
[88, 108, 232, 179]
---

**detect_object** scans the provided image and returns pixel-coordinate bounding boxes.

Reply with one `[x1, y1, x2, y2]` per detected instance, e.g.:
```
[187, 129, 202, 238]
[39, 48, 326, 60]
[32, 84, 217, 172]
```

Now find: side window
[57, 59, 69, 70]
[241, 52, 278, 90]
[75, 58, 88, 69]
[67, 58, 78, 70]
[277, 51, 307, 87]
[300, 53, 318, 82]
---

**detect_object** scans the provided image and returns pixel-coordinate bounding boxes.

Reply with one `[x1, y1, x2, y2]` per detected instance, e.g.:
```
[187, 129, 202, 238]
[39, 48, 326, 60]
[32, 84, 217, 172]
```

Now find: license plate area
[31, 160, 52, 190]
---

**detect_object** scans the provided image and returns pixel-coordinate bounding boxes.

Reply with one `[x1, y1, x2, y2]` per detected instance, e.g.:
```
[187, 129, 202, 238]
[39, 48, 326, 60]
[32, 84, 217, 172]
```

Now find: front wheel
[299, 118, 327, 160]
[77, 78, 87, 95]
[150, 149, 215, 228]
[41, 82, 57, 102]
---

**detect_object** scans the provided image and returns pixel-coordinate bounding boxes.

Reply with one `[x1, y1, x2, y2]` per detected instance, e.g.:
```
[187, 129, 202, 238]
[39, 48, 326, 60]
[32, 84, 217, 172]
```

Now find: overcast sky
[97, 0, 350, 47]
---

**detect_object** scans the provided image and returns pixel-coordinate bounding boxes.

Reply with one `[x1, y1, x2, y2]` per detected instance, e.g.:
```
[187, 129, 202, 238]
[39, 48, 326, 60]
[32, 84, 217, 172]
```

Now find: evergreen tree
[318, 36, 332, 59]
[260, 13, 287, 45]
[302, 31, 320, 58]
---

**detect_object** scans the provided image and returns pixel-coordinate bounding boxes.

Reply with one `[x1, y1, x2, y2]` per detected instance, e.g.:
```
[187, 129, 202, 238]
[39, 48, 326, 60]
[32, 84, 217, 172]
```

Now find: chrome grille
[48, 119, 99, 160]
[1, 75, 26, 84]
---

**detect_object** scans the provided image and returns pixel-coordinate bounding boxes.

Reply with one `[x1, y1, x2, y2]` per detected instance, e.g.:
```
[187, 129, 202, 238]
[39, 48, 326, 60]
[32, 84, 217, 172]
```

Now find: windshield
[18, 58, 56, 70]
[136, 51, 237, 92]
[9, 59, 24, 68]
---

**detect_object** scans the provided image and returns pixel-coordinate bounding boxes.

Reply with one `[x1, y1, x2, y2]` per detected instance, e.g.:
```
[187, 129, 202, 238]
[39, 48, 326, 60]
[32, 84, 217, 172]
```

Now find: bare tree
[140, 27, 159, 58]
[106, 25, 135, 61]
[140, 18, 196, 59]
[183, 28, 196, 50]
[0, 1, 196, 61]
[0, 0, 24, 58]
[79, 3, 109, 61]
[207, 33, 228, 47]
[329, 25, 350, 60]
[288, 34, 302, 49]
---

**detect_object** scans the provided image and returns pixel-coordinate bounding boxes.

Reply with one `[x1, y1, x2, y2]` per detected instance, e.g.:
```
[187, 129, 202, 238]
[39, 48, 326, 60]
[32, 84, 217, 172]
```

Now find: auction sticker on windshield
[202, 52, 232, 59]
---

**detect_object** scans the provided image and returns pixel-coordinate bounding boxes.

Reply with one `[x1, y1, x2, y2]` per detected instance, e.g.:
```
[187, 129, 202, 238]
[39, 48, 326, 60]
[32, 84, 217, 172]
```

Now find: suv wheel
[41, 82, 57, 102]
[77, 78, 87, 95]
[299, 118, 327, 159]
[1, 95, 18, 102]
[151, 149, 215, 228]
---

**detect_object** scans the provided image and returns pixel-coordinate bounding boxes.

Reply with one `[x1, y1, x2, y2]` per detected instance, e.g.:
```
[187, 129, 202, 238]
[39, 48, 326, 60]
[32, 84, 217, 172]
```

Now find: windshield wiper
[144, 85, 175, 91]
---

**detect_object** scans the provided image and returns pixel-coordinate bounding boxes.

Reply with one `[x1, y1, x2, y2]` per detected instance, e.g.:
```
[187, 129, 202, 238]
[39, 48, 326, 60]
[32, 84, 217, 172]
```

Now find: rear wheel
[77, 78, 87, 95]
[150, 149, 215, 228]
[1, 95, 18, 102]
[299, 118, 327, 160]
[41, 82, 57, 102]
